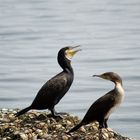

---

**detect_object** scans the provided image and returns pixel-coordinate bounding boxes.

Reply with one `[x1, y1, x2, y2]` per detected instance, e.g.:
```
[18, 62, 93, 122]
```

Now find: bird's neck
[64, 63, 74, 74]
[59, 60, 73, 74]
[114, 82, 125, 100]
[58, 54, 74, 74]
[115, 82, 123, 90]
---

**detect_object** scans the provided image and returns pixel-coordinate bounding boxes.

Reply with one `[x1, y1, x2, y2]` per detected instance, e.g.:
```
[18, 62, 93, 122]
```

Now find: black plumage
[68, 72, 125, 133]
[15, 46, 80, 118]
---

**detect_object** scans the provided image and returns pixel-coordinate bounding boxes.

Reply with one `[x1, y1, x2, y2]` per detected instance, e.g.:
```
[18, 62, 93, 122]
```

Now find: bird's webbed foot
[49, 108, 63, 119]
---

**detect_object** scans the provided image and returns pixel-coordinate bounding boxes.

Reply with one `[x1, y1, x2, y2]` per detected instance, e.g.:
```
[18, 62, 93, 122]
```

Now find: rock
[62, 135, 69, 140]
[20, 133, 28, 140]
[0, 109, 134, 140]
[80, 126, 86, 133]
[56, 124, 62, 129]
[66, 120, 72, 126]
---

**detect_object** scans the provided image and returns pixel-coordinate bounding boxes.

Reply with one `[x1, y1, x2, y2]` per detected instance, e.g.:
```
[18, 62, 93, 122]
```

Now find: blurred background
[0, 0, 140, 139]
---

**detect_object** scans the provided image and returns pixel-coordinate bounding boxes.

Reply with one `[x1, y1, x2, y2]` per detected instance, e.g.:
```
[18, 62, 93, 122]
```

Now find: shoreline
[0, 108, 135, 140]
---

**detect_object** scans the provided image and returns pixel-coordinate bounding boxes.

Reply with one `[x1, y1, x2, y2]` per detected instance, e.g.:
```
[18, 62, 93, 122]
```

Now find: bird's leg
[50, 108, 63, 119]
[99, 120, 104, 129]
[104, 119, 108, 128]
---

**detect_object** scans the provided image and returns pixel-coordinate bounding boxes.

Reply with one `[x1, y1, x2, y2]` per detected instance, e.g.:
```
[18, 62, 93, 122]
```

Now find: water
[0, 0, 140, 139]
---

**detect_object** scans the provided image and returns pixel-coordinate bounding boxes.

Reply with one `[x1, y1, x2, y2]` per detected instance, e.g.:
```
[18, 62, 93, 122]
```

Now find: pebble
[102, 133, 108, 140]
[103, 132, 109, 139]
[56, 124, 62, 129]
[62, 135, 69, 140]
[80, 126, 86, 132]
[92, 136, 99, 140]
[66, 120, 72, 126]
[20, 133, 28, 140]
[110, 138, 116, 140]
[36, 129, 43, 135]
[1, 108, 8, 113]
[0, 109, 134, 140]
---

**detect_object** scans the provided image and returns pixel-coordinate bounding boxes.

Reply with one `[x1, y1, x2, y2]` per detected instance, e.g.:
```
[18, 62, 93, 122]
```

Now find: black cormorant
[15, 46, 81, 118]
[67, 72, 125, 133]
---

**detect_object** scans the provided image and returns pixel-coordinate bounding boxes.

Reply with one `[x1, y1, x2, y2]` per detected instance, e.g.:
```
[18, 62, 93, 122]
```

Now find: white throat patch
[105, 82, 125, 119]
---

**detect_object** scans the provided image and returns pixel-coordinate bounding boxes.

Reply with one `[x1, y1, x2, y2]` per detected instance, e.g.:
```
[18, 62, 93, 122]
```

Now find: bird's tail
[15, 106, 31, 117]
[67, 122, 83, 134]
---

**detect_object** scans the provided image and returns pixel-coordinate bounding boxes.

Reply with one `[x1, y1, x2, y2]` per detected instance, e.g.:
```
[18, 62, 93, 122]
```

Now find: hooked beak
[93, 74, 101, 78]
[65, 45, 81, 60]
[71, 45, 81, 54]
[93, 74, 108, 81]
[93, 74, 106, 80]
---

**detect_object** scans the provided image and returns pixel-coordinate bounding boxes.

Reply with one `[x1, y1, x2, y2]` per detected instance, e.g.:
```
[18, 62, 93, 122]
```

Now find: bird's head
[93, 72, 122, 85]
[58, 45, 81, 70]
[58, 45, 81, 61]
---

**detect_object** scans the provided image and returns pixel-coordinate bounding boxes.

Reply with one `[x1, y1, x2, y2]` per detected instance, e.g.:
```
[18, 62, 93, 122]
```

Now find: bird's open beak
[70, 45, 81, 56]
[65, 45, 81, 60]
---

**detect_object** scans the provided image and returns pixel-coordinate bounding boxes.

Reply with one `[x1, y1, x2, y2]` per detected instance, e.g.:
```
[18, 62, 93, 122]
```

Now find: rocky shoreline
[0, 109, 135, 140]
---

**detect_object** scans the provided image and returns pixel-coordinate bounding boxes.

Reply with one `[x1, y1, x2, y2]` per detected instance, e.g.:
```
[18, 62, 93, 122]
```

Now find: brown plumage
[67, 72, 125, 133]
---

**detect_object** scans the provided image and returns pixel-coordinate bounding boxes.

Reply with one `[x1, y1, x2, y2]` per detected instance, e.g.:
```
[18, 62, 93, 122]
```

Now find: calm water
[0, 0, 140, 139]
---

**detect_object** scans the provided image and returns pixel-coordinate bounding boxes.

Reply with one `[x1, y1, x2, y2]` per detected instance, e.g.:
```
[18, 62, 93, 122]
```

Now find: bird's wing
[41, 73, 68, 95]
[31, 72, 69, 107]
[83, 90, 116, 122]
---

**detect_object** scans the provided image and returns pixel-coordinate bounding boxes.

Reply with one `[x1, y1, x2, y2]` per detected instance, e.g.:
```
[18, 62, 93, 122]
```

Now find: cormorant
[15, 46, 81, 118]
[67, 72, 125, 133]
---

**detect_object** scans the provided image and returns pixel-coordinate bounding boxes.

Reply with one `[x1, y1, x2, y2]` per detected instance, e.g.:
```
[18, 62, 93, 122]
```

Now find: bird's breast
[115, 83, 125, 104]
[105, 83, 125, 119]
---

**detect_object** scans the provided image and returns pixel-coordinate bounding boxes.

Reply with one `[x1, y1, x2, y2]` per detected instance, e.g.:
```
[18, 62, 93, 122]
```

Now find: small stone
[91, 125, 98, 131]
[66, 120, 72, 126]
[2, 138, 7, 140]
[28, 129, 33, 133]
[62, 135, 69, 140]
[41, 133, 48, 139]
[107, 128, 113, 131]
[20, 133, 28, 140]
[36, 129, 44, 137]
[101, 128, 108, 133]
[12, 110, 17, 114]
[28, 133, 33, 139]
[80, 126, 86, 133]
[36, 129, 42, 134]
[14, 131, 19, 135]
[2, 108, 8, 113]
[103, 132, 109, 139]
[40, 122, 45, 126]
[24, 129, 29, 134]
[109, 138, 116, 140]
[9, 116, 13, 121]
[56, 124, 62, 129]
[93, 136, 99, 140]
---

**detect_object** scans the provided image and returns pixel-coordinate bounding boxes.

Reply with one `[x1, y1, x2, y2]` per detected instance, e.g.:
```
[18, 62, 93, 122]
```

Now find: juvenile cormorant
[15, 46, 81, 118]
[67, 72, 125, 133]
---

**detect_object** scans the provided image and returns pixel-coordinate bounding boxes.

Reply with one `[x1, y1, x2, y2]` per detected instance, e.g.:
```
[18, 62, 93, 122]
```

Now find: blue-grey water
[0, 0, 140, 139]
